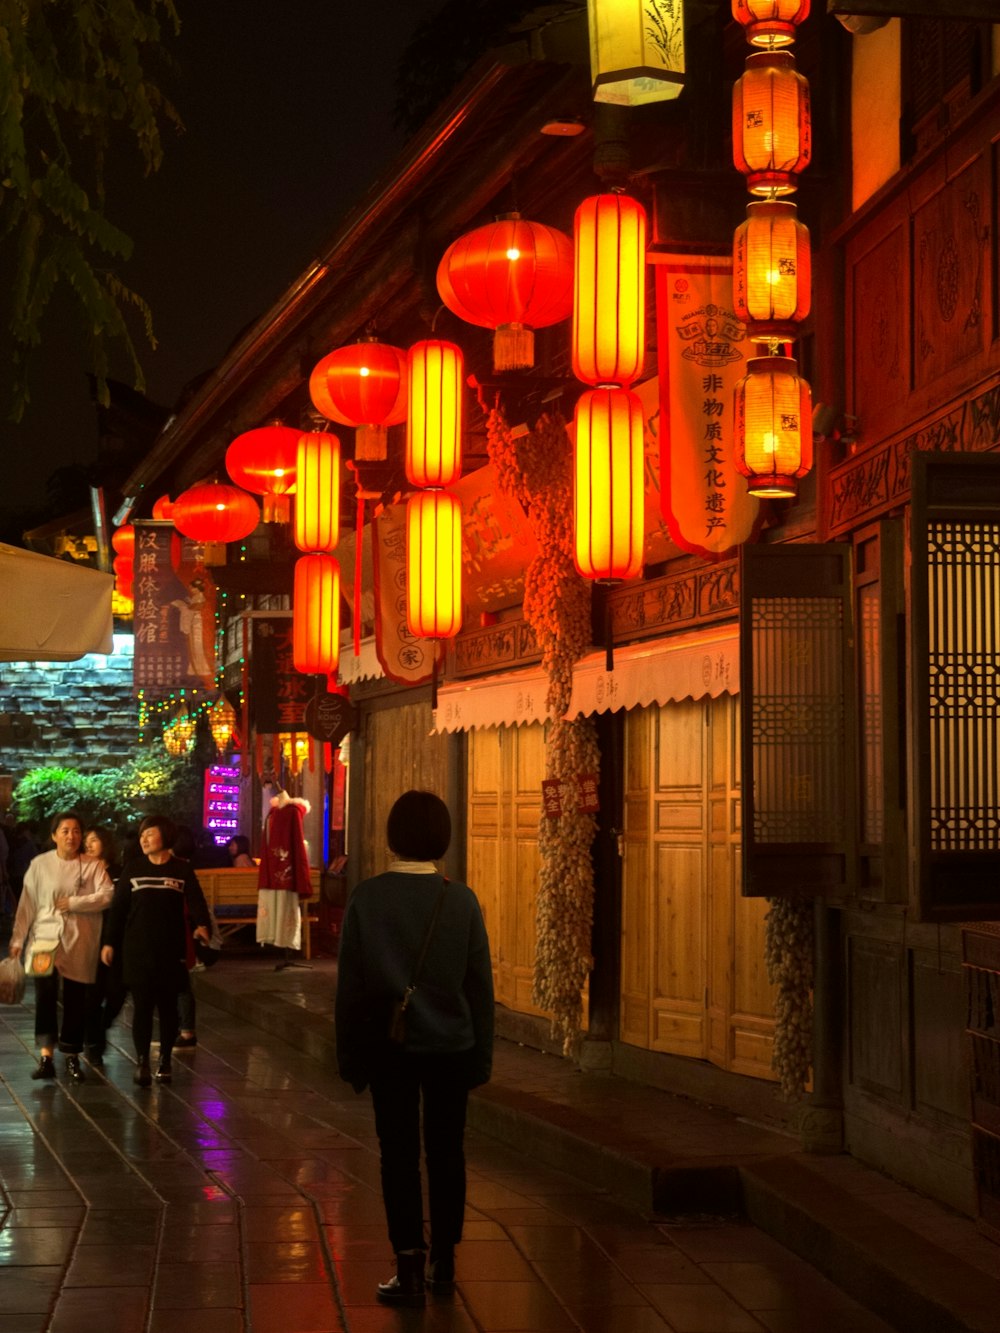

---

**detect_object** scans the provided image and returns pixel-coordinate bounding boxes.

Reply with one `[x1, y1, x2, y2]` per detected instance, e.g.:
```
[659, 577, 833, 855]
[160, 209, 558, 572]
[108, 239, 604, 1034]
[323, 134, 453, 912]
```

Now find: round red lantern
[733, 354, 813, 497]
[406, 491, 463, 639]
[152, 495, 175, 521]
[225, 422, 300, 522]
[111, 524, 135, 559]
[572, 193, 647, 388]
[113, 555, 134, 584]
[437, 213, 574, 371]
[733, 51, 811, 196]
[293, 554, 341, 675]
[732, 0, 810, 48]
[406, 340, 464, 489]
[294, 431, 341, 554]
[574, 388, 644, 582]
[733, 200, 811, 340]
[172, 483, 260, 543]
[309, 338, 407, 461]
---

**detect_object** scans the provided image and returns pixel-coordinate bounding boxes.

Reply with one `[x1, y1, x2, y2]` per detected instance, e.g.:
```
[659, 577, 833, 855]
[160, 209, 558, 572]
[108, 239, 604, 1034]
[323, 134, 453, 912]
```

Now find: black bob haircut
[138, 813, 176, 846]
[386, 790, 451, 862]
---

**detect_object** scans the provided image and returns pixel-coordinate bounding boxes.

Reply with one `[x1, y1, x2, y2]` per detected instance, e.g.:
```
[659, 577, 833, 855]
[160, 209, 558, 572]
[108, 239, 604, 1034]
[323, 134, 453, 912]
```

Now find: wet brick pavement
[0, 959, 900, 1333]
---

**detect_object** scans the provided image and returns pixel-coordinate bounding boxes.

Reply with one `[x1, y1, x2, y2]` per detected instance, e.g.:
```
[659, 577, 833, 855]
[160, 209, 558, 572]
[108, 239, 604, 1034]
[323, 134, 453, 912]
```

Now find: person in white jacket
[9, 811, 113, 1083]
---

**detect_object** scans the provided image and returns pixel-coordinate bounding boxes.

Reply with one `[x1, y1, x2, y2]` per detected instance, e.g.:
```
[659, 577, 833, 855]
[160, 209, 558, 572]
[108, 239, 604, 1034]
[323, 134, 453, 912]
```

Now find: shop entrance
[620, 695, 777, 1081]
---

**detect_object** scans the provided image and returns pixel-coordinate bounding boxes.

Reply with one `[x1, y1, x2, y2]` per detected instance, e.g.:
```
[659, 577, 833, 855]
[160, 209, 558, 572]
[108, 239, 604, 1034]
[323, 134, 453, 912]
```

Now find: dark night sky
[2, 0, 447, 511]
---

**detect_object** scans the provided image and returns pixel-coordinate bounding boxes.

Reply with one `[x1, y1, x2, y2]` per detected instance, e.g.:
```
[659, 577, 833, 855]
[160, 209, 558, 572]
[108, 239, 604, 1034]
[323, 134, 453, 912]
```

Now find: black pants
[129, 967, 182, 1062]
[369, 1050, 471, 1255]
[82, 960, 127, 1055]
[34, 973, 89, 1053]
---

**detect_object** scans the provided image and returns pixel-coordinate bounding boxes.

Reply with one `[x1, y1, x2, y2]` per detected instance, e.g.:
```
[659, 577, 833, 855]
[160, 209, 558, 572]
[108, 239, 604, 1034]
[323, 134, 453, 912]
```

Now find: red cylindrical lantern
[572, 193, 647, 388]
[573, 388, 645, 582]
[152, 495, 175, 522]
[172, 483, 261, 544]
[733, 200, 811, 340]
[111, 524, 135, 559]
[436, 213, 574, 370]
[406, 340, 464, 489]
[309, 338, 407, 461]
[733, 52, 811, 196]
[732, 0, 810, 47]
[225, 422, 300, 522]
[733, 355, 813, 497]
[294, 431, 341, 554]
[406, 491, 462, 639]
[293, 554, 341, 675]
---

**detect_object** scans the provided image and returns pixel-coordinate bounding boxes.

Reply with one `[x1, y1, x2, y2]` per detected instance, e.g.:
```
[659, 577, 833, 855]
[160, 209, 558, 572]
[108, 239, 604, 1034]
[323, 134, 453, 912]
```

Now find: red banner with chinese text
[133, 521, 219, 696]
[251, 615, 312, 733]
[654, 256, 761, 560]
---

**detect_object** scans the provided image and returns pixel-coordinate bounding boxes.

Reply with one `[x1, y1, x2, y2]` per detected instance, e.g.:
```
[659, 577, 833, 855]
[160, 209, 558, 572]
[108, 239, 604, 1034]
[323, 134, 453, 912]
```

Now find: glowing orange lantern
[172, 482, 260, 544]
[309, 338, 407, 461]
[572, 193, 647, 388]
[436, 214, 574, 370]
[406, 491, 462, 639]
[294, 431, 341, 554]
[588, 0, 685, 105]
[111, 524, 135, 559]
[573, 388, 644, 581]
[209, 695, 237, 754]
[152, 495, 175, 521]
[733, 355, 813, 497]
[733, 52, 811, 196]
[406, 340, 464, 488]
[226, 422, 300, 522]
[293, 554, 341, 675]
[732, 0, 810, 47]
[733, 200, 811, 340]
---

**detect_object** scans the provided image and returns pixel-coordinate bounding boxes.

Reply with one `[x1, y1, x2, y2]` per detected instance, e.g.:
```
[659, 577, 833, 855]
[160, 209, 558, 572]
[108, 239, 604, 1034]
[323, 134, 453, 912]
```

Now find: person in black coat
[102, 815, 211, 1087]
[335, 790, 494, 1307]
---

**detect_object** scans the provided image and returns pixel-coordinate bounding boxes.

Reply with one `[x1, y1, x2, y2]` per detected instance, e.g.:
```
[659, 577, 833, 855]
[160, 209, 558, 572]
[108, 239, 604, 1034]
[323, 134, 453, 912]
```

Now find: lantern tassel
[355, 424, 387, 461]
[494, 323, 534, 372]
[604, 594, 615, 673]
[431, 650, 439, 713]
[354, 492, 365, 658]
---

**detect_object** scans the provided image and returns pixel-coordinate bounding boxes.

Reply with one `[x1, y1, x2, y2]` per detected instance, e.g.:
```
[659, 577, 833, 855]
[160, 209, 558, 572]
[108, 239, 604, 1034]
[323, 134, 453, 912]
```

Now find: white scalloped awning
[0, 544, 113, 662]
[337, 635, 385, 684]
[433, 623, 739, 732]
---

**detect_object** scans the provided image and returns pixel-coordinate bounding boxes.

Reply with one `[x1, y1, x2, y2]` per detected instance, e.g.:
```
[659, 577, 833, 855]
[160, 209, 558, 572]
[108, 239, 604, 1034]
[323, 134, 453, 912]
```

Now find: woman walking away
[335, 790, 494, 1306]
[103, 815, 211, 1087]
[8, 812, 113, 1083]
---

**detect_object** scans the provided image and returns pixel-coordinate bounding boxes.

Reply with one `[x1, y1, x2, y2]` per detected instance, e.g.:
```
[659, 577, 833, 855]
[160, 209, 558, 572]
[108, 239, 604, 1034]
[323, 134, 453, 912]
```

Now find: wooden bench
[196, 867, 321, 960]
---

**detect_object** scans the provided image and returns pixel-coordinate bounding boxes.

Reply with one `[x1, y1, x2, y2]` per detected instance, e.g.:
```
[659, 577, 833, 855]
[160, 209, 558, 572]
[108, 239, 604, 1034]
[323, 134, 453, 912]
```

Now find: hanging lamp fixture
[587, 0, 686, 106]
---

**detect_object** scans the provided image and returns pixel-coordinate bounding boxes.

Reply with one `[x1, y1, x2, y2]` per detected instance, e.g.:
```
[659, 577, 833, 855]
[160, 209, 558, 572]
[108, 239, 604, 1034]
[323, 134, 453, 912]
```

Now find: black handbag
[388, 876, 448, 1045]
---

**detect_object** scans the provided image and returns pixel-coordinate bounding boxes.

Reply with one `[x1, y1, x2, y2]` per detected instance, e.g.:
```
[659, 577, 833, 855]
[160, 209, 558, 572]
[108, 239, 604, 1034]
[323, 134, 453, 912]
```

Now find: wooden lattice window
[901, 17, 992, 160]
[854, 521, 906, 903]
[740, 544, 856, 898]
[911, 451, 1000, 922]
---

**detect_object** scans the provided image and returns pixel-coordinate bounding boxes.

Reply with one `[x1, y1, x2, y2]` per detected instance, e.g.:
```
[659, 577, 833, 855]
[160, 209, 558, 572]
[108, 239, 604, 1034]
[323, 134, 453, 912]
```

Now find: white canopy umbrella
[0, 543, 114, 662]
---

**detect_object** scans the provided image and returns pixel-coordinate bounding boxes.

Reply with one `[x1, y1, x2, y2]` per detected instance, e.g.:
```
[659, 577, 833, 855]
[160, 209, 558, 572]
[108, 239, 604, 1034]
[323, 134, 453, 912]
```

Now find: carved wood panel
[912, 156, 990, 391]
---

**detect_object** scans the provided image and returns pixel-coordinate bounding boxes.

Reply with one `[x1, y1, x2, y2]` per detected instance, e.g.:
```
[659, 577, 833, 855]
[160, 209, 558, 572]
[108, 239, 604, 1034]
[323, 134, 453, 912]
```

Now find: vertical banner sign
[654, 256, 761, 560]
[372, 502, 439, 686]
[251, 616, 312, 732]
[133, 521, 219, 695]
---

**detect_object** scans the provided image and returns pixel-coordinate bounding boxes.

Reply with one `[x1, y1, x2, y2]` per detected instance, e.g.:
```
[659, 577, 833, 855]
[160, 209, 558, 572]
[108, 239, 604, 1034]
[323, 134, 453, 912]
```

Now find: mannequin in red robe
[257, 791, 311, 951]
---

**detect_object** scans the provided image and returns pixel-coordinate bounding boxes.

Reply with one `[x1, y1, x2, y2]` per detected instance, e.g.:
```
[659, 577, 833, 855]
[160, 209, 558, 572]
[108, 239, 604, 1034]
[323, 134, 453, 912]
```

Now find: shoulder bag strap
[405, 875, 449, 994]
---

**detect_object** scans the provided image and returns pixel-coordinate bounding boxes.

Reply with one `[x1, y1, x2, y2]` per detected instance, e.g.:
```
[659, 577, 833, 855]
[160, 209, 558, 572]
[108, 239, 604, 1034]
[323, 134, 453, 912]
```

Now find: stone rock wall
[0, 634, 137, 779]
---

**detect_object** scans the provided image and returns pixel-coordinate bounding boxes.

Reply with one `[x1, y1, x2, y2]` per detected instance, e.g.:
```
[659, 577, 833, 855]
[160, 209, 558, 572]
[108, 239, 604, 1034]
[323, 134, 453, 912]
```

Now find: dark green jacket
[335, 871, 494, 1091]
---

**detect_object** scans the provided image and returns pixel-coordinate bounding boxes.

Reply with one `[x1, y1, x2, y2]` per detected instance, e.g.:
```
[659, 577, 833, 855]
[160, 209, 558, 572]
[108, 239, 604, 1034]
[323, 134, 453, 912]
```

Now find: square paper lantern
[588, 0, 686, 106]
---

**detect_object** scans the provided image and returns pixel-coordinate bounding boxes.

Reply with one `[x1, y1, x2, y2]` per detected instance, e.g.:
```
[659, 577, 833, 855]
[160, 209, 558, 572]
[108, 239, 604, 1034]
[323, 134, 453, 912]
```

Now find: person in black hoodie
[102, 815, 211, 1087]
[335, 790, 494, 1307]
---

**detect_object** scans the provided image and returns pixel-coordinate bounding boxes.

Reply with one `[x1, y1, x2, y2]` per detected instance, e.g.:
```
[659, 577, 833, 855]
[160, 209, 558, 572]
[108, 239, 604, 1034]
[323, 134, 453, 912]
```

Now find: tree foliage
[0, 0, 180, 419]
[13, 752, 202, 841]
